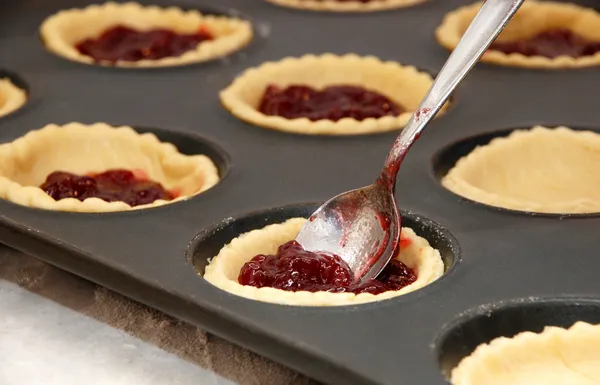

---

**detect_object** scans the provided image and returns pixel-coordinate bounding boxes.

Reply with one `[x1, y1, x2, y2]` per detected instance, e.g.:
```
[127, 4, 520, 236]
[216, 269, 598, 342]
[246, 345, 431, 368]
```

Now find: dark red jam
[75, 25, 214, 62]
[40, 169, 176, 207]
[489, 29, 600, 59]
[258, 84, 404, 122]
[313, 0, 377, 2]
[238, 240, 417, 294]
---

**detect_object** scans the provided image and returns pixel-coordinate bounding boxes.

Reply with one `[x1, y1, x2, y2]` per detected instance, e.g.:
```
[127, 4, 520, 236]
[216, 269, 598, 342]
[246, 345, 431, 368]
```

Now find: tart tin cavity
[0, 69, 28, 119]
[433, 126, 600, 216]
[187, 203, 459, 306]
[3, 0, 600, 383]
[436, 297, 600, 380]
[39, 2, 254, 68]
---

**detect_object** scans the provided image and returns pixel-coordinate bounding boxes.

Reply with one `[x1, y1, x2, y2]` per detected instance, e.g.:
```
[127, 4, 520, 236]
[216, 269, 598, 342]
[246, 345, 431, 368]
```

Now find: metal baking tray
[2, 0, 600, 384]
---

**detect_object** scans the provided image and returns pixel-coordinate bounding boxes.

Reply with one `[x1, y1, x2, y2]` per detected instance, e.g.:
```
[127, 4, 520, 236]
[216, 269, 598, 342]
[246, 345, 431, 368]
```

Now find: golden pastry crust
[203, 218, 444, 306]
[40, 2, 253, 68]
[441, 126, 600, 214]
[264, 0, 426, 13]
[436, 1, 600, 68]
[0, 122, 219, 212]
[220, 54, 446, 135]
[0, 78, 27, 118]
[451, 322, 600, 385]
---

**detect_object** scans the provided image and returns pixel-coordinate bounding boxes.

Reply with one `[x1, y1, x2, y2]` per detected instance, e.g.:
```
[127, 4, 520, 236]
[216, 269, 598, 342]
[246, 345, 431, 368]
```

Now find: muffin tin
[2, 0, 600, 384]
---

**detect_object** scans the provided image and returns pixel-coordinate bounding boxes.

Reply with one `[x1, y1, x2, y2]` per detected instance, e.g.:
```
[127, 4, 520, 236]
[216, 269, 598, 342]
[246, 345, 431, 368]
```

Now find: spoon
[295, 0, 524, 284]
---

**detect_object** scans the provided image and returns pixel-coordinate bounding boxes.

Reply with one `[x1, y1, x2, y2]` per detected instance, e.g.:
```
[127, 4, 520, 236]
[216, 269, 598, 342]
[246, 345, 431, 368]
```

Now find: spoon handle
[379, 0, 523, 187]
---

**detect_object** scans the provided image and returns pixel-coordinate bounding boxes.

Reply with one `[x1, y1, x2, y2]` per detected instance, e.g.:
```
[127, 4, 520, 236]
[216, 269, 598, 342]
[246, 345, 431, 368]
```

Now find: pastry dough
[40, 2, 253, 68]
[203, 217, 444, 306]
[436, 1, 600, 68]
[0, 78, 26, 118]
[220, 54, 446, 135]
[0, 122, 219, 212]
[264, 0, 426, 13]
[442, 126, 600, 214]
[451, 322, 600, 385]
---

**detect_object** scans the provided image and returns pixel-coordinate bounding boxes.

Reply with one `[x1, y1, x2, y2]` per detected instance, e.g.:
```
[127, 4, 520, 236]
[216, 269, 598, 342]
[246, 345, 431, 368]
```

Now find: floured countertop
[0, 246, 318, 385]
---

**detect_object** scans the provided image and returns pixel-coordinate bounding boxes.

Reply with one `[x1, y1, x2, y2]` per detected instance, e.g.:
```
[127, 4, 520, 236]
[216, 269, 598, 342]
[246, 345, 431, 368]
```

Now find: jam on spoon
[238, 239, 416, 295]
[489, 28, 600, 58]
[75, 25, 214, 62]
[40, 169, 176, 207]
[258, 84, 404, 121]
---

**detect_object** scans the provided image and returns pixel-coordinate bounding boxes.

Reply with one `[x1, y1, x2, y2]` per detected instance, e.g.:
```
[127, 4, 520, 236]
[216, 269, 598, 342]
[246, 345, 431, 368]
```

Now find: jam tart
[220, 54, 447, 135]
[0, 123, 219, 212]
[203, 218, 444, 306]
[264, 0, 427, 13]
[436, 1, 600, 68]
[40, 2, 253, 67]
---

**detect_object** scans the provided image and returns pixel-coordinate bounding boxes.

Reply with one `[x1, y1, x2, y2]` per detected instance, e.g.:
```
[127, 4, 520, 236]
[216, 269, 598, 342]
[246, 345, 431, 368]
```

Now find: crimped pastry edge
[203, 217, 445, 306]
[0, 78, 27, 118]
[0, 122, 220, 212]
[441, 126, 600, 214]
[220, 53, 446, 135]
[264, 0, 426, 13]
[435, 1, 600, 68]
[40, 2, 253, 68]
[450, 322, 600, 384]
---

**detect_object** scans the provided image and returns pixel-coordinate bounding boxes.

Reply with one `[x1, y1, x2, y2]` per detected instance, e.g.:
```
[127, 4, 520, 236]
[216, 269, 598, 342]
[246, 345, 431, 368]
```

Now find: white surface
[0, 280, 236, 385]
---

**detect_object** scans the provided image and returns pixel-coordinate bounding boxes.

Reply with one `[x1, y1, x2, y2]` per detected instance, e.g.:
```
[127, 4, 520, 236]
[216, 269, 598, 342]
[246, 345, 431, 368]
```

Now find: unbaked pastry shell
[264, 0, 426, 13]
[436, 1, 600, 68]
[451, 322, 600, 385]
[0, 122, 220, 212]
[203, 217, 445, 306]
[220, 54, 446, 135]
[441, 126, 600, 214]
[40, 2, 253, 68]
[0, 78, 27, 118]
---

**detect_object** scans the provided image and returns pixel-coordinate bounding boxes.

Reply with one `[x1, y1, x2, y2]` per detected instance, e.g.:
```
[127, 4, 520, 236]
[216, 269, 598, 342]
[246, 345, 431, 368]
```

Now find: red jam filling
[313, 0, 377, 2]
[489, 29, 600, 59]
[258, 84, 404, 122]
[75, 25, 214, 62]
[238, 239, 417, 295]
[40, 169, 175, 207]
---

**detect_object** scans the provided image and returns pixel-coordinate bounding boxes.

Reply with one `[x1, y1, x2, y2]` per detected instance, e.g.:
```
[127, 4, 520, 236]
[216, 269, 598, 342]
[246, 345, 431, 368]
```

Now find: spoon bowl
[296, 0, 525, 284]
[295, 178, 400, 283]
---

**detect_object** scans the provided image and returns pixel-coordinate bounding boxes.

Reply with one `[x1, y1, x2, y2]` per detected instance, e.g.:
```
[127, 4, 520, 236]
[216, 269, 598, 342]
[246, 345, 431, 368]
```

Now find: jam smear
[258, 84, 404, 122]
[40, 169, 175, 207]
[75, 25, 214, 62]
[399, 237, 412, 249]
[238, 240, 417, 294]
[489, 29, 600, 59]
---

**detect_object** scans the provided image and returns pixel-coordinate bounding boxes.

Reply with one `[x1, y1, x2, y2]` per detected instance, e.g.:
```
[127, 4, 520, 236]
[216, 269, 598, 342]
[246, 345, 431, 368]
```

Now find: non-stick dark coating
[1, 0, 600, 384]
